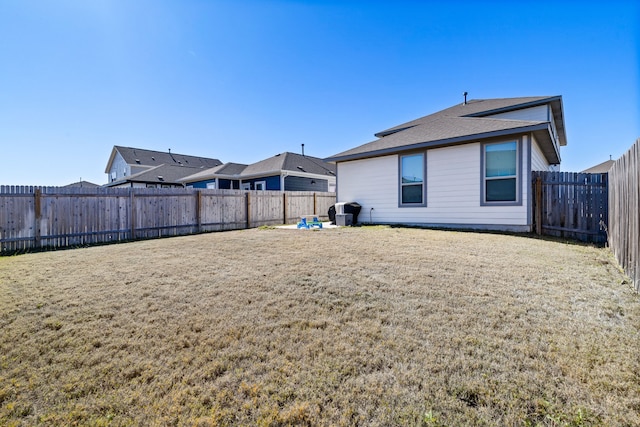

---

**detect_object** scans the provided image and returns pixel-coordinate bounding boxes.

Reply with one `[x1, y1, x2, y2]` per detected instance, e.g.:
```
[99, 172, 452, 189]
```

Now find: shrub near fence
[0, 186, 336, 254]
[608, 138, 640, 291]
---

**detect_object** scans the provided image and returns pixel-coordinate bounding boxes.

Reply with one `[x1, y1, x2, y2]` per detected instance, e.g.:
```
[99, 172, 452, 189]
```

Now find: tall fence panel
[532, 171, 608, 244]
[286, 192, 316, 224]
[0, 186, 336, 254]
[608, 138, 640, 291]
[316, 192, 337, 221]
[199, 190, 246, 232]
[249, 190, 285, 227]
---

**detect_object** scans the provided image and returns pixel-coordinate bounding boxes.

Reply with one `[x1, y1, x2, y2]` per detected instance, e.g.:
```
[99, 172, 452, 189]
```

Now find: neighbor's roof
[179, 162, 249, 183]
[105, 164, 200, 186]
[105, 146, 222, 173]
[326, 96, 567, 164]
[62, 180, 101, 188]
[239, 152, 336, 178]
[581, 159, 615, 173]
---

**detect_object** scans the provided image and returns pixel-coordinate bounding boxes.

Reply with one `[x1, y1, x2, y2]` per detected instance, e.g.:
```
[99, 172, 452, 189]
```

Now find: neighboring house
[104, 146, 222, 188]
[179, 162, 248, 189]
[581, 159, 615, 173]
[62, 180, 101, 188]
[325, 96, 567, 232]
[181, 152, 336, 192]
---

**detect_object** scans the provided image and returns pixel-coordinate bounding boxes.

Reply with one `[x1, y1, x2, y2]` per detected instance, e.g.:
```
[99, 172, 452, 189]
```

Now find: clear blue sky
[0, 0, 638, 186]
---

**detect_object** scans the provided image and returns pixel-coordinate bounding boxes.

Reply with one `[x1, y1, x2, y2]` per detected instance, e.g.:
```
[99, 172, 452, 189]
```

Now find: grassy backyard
[0, 226, 639, 426]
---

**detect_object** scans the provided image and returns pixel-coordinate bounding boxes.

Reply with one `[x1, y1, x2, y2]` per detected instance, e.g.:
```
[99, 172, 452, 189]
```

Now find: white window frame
[254, 181, 267, 191]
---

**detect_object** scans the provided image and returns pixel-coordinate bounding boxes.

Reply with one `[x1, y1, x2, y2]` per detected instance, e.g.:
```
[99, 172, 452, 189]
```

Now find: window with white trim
[483, 141, 518, 203]
[399, 153, 426, 206]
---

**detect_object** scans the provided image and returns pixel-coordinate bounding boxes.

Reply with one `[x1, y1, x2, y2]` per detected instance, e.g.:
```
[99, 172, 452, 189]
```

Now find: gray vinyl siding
[108, 153, 129, 182]
[485, 105, 548, 122]
[531, 134, 552, 171]
[284, 176, 328, 191]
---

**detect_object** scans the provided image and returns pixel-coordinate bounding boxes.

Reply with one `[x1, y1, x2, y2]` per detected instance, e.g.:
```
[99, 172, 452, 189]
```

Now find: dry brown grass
[1, 226, 639, 426]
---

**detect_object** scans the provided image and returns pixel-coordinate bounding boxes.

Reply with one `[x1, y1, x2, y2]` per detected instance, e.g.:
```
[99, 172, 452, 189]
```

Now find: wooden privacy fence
[532, 171, 608, 244]
[608, 138, 640, 291]
[0, 186, 336, 254]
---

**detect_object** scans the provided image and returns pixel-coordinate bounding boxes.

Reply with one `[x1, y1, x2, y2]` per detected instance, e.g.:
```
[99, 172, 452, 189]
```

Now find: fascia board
[462, 96, 562, 118]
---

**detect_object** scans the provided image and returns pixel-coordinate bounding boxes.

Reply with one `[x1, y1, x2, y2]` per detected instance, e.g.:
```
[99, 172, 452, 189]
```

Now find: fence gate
[532, 171, 608, 244]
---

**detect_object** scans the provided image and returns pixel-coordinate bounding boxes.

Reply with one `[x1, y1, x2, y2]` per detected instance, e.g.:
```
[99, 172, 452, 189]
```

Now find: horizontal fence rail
[608, 138, 640, 291]
[532, 171, 608, 244]
[0, 187, 336, 254]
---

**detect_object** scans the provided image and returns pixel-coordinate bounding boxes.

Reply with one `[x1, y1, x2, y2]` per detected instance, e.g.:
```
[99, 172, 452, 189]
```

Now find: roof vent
[158, 176, 164, 181]
[135, 159, 141, 164]
[463, 91, 468, 105]
[151, 156, 155, 161]
[297, 166, 305, 172]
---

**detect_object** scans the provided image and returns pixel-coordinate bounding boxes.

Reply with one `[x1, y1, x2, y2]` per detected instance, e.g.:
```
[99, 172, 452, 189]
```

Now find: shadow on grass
[354, 222, 607, 248]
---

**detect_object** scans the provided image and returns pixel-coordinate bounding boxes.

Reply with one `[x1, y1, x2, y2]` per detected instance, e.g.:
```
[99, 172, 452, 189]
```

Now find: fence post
[196, 190, 202, 232]
[245, 192, 251, 229]
[535, 176, 542, 235]
[130, 189, 136, 240]
[34, 188, 42, 248]
[283, 193, 287, 224]
[313, 192, 317, 215]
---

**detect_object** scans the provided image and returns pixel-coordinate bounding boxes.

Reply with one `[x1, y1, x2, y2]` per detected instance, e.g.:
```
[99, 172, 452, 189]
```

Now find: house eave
[463, 96, 562, 118]
[104, 147, 120, 173]
[532, 125, 562, 165]
[374, 125, 418, 138]
[239, 170, 335, 181]
[326, 123, 550, 163]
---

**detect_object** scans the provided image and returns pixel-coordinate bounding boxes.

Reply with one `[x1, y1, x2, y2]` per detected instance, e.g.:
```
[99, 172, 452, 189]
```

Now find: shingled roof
[240, 152, 336, 178]
[326, 96, 566, 164]
[178, 162, 249, 183]
[105, 164, 202, 187]
[581, 159, 615, 173]
[105, 146, 222, 173]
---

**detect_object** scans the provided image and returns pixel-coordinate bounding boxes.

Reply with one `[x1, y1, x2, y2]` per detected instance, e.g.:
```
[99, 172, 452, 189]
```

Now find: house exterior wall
[531, 134, 551, 171]
[108, 152, 129, 183]
[284, 176, 328, 192]
[337, 137, 532, 231]
[486, 105, 548, 122]
[219, 179, 239, 189]
[188, 179, 215, 189]
[188, 179, 240, 189]
[242, 176, 281, 190]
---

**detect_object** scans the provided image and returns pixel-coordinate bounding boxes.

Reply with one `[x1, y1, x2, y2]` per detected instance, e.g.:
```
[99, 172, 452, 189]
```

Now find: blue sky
[0, 0, 638, 186]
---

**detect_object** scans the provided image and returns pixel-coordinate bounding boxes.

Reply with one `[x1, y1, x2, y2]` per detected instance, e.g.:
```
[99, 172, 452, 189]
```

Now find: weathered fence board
[0, 186, 336, 254]
[532, 171, 608, 244]
[608, 138, 640, 291]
